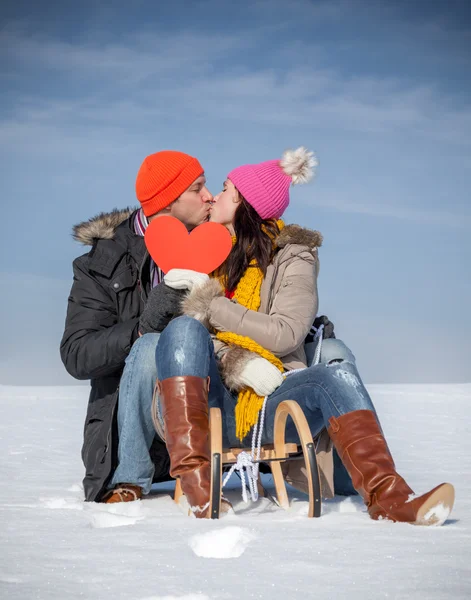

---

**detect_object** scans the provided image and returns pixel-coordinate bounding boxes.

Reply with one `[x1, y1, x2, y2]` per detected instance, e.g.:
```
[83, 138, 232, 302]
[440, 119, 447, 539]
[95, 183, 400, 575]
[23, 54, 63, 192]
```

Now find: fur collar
[275, 224, 323, 249]
[72, 211, 323, 250]
[72, 208, 135, 245]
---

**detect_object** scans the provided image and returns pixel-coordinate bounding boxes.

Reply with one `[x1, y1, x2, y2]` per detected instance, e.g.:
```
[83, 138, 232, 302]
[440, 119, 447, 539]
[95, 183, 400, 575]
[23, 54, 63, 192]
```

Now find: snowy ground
[1, 384, 470, 600]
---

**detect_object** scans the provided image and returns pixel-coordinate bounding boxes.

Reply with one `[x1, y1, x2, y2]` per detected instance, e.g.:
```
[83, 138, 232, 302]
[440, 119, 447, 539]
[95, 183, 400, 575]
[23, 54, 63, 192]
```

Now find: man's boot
[102, 484, 142, 504]
[157, 375, 211, 518]
[327, 410, 454, 525]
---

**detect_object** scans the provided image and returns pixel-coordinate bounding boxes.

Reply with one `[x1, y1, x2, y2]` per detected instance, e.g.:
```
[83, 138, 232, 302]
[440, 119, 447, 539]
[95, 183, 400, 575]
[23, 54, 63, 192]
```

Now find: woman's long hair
[218, 193, 280, 292]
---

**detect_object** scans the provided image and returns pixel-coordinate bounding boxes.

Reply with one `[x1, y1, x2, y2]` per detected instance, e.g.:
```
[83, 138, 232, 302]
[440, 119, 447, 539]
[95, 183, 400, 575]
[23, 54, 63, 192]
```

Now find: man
[60, 150, 213, 503]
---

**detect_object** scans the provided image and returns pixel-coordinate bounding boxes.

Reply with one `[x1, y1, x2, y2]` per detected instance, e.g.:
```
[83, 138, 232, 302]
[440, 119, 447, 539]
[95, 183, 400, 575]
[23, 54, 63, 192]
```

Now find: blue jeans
[156, 317, 374, 492]
[305, 337, 355, 369]
[109, 333, 161, 494]
[305, 338, 358, 495]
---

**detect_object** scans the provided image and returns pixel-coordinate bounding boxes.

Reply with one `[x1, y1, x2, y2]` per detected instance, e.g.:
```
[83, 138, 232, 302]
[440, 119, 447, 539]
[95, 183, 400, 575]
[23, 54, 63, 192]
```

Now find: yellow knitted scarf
[216, 220, 285, 441]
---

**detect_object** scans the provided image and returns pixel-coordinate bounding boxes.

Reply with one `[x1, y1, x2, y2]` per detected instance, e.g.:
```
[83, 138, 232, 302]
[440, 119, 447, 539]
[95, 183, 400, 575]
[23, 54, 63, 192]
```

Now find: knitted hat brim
[228, 167, 278, 220]
[139, 158, 204, 217]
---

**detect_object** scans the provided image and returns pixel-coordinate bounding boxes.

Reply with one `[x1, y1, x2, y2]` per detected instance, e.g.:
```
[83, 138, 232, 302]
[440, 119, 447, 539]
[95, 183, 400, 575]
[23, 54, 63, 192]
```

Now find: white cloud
[1, 11, 470, 230]
[299, 192, 471, 229]
[1, 5, 470, 384]
[1, 27, 241, 78]
[2, 22, 470, 145]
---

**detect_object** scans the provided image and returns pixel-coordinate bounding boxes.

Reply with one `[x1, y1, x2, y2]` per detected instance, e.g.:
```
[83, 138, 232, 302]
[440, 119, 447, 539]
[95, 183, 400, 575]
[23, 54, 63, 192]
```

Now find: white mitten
[238, 356, 284, 397]
[164, 269, 209, 291]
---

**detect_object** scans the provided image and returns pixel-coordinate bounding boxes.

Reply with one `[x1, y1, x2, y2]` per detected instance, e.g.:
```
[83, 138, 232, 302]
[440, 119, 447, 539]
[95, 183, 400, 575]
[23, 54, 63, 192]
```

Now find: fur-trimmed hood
[72, 208, 135, 245]
[72, 210, 323, 251]
[275, 224, 323, 250]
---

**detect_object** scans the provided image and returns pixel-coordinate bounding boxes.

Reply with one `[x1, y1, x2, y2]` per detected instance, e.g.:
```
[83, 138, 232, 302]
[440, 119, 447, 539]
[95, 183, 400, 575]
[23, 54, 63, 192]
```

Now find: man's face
[169, 174, 213, 229]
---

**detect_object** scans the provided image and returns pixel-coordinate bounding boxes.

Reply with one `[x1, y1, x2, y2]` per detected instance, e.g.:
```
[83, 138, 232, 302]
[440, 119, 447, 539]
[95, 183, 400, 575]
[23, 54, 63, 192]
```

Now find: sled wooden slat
[209, 407, 223, 519]
[222, 444, 298, 463]
[172, 438, 297, 506]
[273, 400, 322, 518]
[173, 400, 322, 519]
[174, 478, 183, 504]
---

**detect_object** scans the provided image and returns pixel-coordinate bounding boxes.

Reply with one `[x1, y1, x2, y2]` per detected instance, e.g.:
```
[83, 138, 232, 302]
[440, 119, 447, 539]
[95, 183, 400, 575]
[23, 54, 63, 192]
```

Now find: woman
[155, 147, 454, 523]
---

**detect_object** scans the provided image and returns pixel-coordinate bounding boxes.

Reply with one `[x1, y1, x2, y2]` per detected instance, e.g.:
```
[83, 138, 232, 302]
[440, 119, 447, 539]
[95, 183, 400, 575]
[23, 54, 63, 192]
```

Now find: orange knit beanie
[135, 150, 204, 217]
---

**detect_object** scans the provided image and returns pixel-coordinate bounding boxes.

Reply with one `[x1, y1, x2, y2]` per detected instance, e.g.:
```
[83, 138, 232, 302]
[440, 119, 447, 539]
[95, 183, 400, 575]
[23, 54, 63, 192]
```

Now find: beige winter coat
[182, 223, 335, 498]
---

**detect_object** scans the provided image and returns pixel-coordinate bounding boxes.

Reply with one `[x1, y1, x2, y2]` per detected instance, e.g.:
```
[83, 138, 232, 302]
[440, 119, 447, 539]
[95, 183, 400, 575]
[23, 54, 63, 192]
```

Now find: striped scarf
[133, 209, 164, 288]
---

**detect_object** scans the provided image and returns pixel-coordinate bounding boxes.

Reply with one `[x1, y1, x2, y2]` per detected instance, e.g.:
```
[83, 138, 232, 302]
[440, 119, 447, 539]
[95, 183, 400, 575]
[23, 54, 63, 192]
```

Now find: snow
[422, 502, 450, 526]
[188, 526, 256, 559]
[1, 383, 470, 599]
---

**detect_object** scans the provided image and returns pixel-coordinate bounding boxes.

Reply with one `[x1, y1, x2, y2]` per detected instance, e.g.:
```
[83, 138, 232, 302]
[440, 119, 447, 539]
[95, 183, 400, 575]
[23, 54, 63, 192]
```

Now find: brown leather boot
[101, 484, 142, 504]
[327, 410, 454, 526]
[157, 376, 211, 519]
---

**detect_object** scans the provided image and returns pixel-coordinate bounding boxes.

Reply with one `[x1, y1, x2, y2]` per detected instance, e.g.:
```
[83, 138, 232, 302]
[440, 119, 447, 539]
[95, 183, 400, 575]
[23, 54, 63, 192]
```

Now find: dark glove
[305, 315, 335, 343]
[139, 283, 186, 335]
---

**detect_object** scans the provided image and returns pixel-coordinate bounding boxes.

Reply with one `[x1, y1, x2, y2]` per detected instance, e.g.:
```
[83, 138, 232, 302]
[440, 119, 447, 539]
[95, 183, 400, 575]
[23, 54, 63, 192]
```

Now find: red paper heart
[144, 216, 233, 274]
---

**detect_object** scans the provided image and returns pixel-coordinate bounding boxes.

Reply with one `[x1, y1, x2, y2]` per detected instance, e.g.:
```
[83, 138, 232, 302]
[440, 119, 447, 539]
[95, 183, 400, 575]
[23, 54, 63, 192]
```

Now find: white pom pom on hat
[280, 146, 318, 185]
[227, 145, 318, 220]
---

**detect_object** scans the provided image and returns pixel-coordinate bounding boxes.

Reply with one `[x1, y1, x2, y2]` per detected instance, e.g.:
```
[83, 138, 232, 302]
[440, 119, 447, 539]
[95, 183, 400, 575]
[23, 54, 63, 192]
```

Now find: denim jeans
[156, 317, 374, 494]
[305, 337, 355, 369]
[109, 333, 161, 494]
[305, 338, 358, 495]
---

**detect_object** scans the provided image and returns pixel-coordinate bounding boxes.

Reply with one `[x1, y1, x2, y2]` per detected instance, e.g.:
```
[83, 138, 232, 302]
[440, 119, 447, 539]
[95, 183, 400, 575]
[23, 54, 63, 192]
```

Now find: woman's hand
[238, 356, 284, 397]
[164, 269, 209, 291]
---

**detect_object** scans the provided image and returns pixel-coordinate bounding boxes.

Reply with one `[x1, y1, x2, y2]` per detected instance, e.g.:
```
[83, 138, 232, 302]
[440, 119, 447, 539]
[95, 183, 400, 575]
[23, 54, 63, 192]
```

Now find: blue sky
[1, 0, 470, 385]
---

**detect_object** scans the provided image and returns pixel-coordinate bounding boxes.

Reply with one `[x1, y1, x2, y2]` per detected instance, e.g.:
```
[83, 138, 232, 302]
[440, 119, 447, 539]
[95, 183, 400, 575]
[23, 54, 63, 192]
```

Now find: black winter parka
[60, 208, 170, 501]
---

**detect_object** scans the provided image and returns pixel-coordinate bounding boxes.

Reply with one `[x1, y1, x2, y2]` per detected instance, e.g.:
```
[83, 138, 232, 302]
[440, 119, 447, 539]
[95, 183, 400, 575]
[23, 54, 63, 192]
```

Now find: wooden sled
[173, 400, 322, 519]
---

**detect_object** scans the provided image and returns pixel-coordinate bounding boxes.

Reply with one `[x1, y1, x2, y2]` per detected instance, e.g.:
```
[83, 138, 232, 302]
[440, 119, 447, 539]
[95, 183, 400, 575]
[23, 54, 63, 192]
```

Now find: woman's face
[210, 179, 241, 229]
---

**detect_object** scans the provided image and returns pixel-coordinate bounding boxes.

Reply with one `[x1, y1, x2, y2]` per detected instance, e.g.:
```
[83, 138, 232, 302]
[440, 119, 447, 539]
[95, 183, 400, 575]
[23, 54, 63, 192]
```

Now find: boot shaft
[157, 375, 211, 518]
[327, 410, 453, 524]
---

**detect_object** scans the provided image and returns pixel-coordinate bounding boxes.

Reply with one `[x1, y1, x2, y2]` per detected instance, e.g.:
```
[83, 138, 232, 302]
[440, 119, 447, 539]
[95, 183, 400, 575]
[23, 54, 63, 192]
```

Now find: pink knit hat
[227, 147, 318, 219]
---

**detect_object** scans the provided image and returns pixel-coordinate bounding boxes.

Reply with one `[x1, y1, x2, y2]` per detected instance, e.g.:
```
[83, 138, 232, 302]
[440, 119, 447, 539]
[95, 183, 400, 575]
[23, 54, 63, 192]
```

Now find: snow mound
[85, 501, 145, 528]
[337, 496, 364, 513]
[40, 496, 84, 510]
[189, 526, 256, 558]
[0, 575, 23, 583]
[86, 510, 145, 528]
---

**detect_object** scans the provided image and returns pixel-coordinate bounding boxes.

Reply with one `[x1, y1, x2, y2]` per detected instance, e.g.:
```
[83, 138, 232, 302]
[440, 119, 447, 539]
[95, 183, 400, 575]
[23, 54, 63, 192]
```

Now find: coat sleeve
[208, 252, 318, 357]
[60, 257, 140, 380]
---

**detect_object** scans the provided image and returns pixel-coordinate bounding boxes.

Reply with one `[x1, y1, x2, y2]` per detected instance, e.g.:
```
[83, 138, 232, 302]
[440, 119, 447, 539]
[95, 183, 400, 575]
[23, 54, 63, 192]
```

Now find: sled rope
[222, 394, 269, 503]
[221, 340, 324, 505]
[311, 323, 324, 366]
[221, 325, 324, 504]
[285, 323, 324, 378]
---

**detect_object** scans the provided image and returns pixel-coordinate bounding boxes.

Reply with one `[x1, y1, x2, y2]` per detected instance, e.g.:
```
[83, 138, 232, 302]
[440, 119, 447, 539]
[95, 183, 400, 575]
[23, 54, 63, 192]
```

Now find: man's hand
[238, 356, 284, 397]
[314, 315, 335, 339]
[164, 269, 209, 291]
[139, 284, 186, 335]
[305, 315, 335, 343]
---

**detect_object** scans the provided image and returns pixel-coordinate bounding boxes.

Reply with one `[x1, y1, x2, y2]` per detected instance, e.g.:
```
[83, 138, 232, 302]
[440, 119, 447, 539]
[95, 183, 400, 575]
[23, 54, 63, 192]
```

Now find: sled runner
[173, 400, 323, 519]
